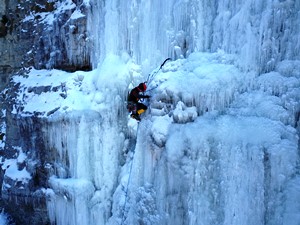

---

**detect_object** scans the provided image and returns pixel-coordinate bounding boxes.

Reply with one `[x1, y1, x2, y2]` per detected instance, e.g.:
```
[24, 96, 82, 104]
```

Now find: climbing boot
[131, 114, 141, 121]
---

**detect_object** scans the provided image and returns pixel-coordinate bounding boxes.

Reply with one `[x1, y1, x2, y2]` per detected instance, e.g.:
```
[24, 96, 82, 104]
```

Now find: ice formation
[10, 50, 300, 225]
[88, 0, 300, 73]
[4, 0, 300, 224]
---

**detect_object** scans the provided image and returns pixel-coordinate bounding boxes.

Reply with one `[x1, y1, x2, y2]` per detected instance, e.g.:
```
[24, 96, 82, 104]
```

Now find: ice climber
[127, 82, 150, 121]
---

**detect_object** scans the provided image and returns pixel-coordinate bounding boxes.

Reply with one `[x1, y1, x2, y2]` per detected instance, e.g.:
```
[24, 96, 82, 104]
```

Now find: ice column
[88, 0, 199, 73]
[87, 0, 300, 73]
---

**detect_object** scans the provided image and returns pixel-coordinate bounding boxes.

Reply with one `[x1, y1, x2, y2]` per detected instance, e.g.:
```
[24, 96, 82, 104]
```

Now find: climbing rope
[121, 135, 138, 225]
[146, 58, 171, 85]
[145, 84, 159, 93]
[121, 59, 171, 223]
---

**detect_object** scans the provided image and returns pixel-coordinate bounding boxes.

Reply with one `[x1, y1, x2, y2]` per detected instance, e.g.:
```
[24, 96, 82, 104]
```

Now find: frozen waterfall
[49, 0, 300, 224]
[13, 52, 298, 225]
[7, 0, 300, 225]
[88, 0, 300, 73]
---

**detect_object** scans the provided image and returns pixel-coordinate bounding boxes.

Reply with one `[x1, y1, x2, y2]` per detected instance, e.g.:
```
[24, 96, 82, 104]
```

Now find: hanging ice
[88, 0, 300, 73]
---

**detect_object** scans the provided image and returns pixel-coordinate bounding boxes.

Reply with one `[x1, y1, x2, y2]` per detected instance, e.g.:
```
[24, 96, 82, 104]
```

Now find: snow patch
[1, 147, 31, 182]
[70, 9, 86, 20]
[150, 115, 172, 147]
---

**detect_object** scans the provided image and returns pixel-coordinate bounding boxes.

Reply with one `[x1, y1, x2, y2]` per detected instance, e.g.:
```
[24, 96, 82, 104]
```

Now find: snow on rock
[0, 145, 34, 209]
[1, 147, 31, 183]
[70, 9, 86, 20]
[12, 68, 93, 115]
[12, 54, 136, 117]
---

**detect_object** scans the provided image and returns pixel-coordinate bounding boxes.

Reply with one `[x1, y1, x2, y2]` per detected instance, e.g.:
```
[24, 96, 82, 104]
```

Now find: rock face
[0, 0, 93, 223]
[0, 0, 91, 90]
[2, 106, 103, 224]
[2, 113, 51, 224]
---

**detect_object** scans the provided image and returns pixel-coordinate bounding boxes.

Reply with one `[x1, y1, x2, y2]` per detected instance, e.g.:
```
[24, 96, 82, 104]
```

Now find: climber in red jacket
[127, 82, 150, 121]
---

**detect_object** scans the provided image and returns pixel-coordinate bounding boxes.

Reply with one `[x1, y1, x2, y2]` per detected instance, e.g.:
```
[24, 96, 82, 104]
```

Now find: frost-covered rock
[0, 0, 91, 86]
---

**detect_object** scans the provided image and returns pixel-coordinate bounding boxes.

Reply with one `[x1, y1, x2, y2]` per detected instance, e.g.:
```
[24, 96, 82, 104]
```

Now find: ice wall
[5, 0, 300, 224]
[84, 1, 300, 224]
[88, 0, 300, 73]
[8, 52, 299, 225]
[39, 56, 135, 225]
[7, 55, 137, 224]
[109, 53, 300, 225]
[45, 111, 125, 225]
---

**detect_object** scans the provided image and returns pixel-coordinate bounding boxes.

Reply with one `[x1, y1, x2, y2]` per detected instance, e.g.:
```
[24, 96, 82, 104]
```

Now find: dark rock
[0, 16, 8, 37]
[59, 93, 67, 99]
[46, 107, 60, 116]
[27, 86, 52, 95]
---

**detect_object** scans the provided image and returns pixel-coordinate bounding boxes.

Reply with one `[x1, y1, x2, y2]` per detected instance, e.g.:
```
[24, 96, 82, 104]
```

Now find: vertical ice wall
[42, 0, 300, 224]
[108, 54, 300, 225]
[45, 111, 127, 224]
[126, 117, 298, 225]
[43, 55, 135, 225]
[88, 0, 300, 73]
[212, 0, 300, 72]
[88, 0, 196, 73]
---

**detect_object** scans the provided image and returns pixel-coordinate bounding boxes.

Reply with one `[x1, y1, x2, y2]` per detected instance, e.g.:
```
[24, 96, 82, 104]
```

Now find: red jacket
[128, 87, 145, 103]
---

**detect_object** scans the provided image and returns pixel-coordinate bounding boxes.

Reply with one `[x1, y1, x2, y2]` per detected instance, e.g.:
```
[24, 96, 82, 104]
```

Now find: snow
[150, 115, 172, 147]
[70, 9, 86, 20]
[13, 69, 98, 115]
[10, 50, 300, 224]
[22, 0, 76, 25]
[48, 177, 95, 197]
[150, 51, 250, 115]
[56, 0, 76, 12]
[1, 147, 31, 182]
[12, 54, 142, 117]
